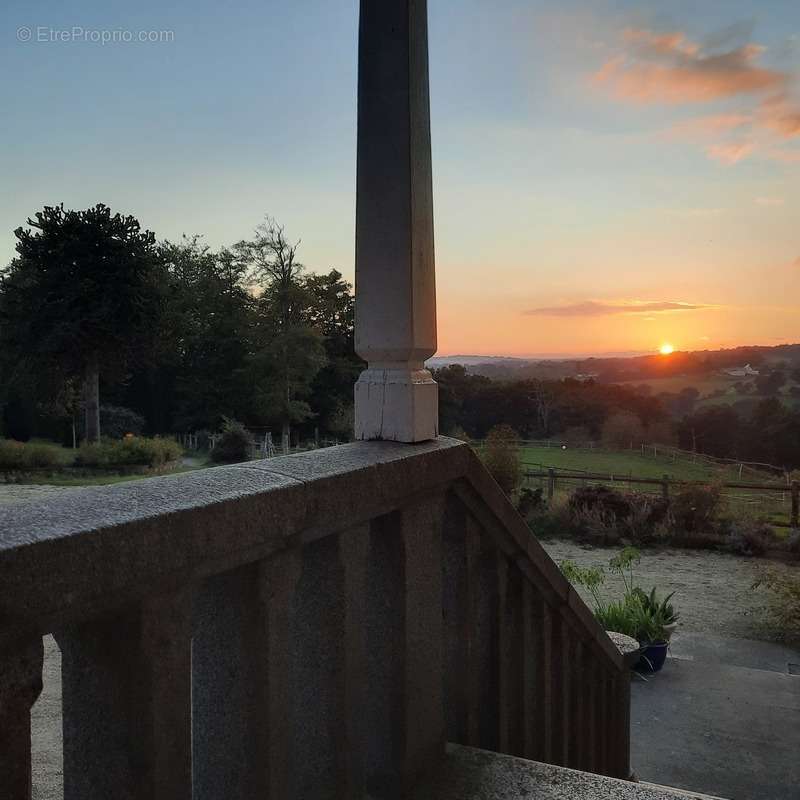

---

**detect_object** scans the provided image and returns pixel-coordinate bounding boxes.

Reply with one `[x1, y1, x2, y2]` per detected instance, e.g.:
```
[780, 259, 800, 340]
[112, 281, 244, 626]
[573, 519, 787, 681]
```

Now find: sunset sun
[659, 343, 675, 356]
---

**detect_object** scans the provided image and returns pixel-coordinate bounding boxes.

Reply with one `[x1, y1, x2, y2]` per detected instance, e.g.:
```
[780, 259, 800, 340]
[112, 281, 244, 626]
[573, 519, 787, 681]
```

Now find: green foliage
[560, 548, 679, 645]
[210, 418, 252, 464]
[481, 425, 522, 496]
[75, 436, 183, 468]
[0, 439, 71, 470]
[669, 484, 722, 532]
[0, 204, 160, 440]
[602, 411, 645, 449]
[78, 405, 145, 440]
[753, 568, 800, 643]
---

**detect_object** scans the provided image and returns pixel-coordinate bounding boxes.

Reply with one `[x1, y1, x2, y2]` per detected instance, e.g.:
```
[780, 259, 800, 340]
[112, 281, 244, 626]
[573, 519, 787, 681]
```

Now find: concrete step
[411, 744, 729, 800]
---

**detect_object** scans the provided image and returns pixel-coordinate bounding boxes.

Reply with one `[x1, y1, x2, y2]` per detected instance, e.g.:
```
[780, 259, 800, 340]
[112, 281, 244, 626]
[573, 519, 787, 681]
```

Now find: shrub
[517, 487, 545, 520]
[0, 439, 72, 470]
[566, 504, 622, 545]
[753, 568, 800, 643]
[727, 520, 776, 556]
[569, 485, 632, 521]
[210, 418, 253, 464]
[669, 484, 722, 532]
[481, 424, 522, 496]
[76, 436, 183, 468]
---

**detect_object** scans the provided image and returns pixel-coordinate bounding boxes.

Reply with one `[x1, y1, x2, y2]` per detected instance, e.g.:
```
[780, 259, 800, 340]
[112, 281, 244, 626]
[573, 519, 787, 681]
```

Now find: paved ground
[631, 634, 800, 800]
[543, 542, 800, 800]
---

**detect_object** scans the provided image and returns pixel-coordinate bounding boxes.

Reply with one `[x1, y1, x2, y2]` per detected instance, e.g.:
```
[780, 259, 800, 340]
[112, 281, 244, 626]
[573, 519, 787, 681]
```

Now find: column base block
[355, 368, 438, 443]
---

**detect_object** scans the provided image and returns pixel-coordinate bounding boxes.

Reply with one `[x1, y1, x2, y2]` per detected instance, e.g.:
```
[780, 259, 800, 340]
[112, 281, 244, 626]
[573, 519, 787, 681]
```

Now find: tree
[602, 411, 645, 449]
[236, 218, 326, 448]
[482, 424, 522, 496]
[756, 370, 786, 396]
[303, 270, 363, 439]
[149, 237, 252, 431]
[0, 204, 159, 441]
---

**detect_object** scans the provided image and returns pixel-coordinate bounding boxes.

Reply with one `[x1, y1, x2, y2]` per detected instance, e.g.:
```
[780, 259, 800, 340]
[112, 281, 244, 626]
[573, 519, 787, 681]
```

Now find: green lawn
[517, 444, 746, 482]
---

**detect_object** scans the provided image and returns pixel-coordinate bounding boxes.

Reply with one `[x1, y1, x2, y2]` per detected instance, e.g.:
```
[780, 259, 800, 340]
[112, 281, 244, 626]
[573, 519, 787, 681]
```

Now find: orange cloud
[593, 24, 800, 164]
[665, 113, 752, 140]
[593, 31, 785, 104]
[759, 94, 800, 138]
[524, 300, 707, 317]
[707, 141, 754, 164]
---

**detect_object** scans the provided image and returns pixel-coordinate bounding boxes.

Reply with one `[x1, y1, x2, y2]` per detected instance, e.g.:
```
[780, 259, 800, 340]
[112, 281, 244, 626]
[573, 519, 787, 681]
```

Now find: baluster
[544, 605, 565, 765]
[364, 495, 445, 798]
[497, 558, 524, 757]
[441, 497, 481, 747]
[337, 524, 370, 798]
[56, 589, 192, 800]
[259, 547, 303, 799]
[192, 564, 268, 799]
[0, 636, 43, 800]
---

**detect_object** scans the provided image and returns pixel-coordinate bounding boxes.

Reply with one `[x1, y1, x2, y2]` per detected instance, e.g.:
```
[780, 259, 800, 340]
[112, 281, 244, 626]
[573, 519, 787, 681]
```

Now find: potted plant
[560, 547, 679, 674]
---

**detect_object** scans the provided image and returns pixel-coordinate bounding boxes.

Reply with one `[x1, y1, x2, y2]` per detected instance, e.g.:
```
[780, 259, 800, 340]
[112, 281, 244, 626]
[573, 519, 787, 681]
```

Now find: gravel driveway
[542, 539, 795, 641]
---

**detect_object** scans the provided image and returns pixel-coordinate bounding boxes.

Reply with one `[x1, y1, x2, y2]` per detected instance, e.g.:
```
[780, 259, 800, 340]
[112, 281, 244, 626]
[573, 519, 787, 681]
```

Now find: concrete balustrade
[0, 439, 630, 799]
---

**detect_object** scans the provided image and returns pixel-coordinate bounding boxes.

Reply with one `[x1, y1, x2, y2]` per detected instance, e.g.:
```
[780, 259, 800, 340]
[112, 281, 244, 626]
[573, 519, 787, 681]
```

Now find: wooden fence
[524, 469, 800, 528]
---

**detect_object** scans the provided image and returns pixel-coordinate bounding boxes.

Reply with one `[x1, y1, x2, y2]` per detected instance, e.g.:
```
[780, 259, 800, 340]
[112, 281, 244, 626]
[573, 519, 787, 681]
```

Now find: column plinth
[355, 365, 438, 442]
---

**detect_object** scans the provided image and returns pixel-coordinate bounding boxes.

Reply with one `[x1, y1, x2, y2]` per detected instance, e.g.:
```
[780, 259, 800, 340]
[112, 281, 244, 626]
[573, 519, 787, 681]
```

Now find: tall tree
[303, 270, 363, 438]
[236, 218, 326, 448]
[0, 204, 159, 441]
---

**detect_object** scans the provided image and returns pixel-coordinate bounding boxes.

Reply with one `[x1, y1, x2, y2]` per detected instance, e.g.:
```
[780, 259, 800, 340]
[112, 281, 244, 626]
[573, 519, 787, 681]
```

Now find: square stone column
[354, 0, 438, 442]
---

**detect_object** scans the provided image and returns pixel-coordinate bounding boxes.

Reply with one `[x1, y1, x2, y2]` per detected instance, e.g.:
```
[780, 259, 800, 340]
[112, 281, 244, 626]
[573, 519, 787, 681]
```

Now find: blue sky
[2, 1, 798, 355]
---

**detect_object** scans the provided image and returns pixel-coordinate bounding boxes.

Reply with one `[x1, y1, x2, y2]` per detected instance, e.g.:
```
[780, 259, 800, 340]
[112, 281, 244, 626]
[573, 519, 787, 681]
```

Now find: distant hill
[430, 343, 800, 384]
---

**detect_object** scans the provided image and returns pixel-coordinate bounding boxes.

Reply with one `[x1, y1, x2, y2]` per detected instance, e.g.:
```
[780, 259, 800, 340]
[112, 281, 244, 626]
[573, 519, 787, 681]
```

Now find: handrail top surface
[0, 438, 468, 551]
[0, 436, 624, 672]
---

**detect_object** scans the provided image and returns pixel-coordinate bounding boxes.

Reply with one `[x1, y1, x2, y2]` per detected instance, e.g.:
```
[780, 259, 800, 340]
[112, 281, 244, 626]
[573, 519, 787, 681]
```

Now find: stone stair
[411, 744, 729, 800]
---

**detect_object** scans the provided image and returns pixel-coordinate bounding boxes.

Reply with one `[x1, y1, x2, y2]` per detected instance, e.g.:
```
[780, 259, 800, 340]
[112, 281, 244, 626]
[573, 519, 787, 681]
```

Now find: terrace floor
[544, 541, 800, 800]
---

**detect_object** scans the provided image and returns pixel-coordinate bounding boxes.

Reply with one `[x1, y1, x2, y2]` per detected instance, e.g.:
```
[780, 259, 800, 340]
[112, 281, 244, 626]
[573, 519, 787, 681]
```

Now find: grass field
[517, 444, 744, 482]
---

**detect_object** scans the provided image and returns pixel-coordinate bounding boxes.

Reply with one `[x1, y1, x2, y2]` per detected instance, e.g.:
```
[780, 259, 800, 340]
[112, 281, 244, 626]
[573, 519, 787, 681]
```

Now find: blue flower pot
[638, 641, 669, 673]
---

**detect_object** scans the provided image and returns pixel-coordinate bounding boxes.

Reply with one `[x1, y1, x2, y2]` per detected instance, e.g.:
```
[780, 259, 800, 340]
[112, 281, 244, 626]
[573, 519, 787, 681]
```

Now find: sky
[1, 0, 798, 358]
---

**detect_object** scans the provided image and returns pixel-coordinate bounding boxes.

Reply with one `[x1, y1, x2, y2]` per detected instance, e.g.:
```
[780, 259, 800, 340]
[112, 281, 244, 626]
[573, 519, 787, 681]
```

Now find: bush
[727, 520, 777, 556]
[669, 484, 722, 533]
[76, 436, 183, 468]
[0, 439, 72, 470]
[754, 568, 800, 643]
[481, 424, 522, 496]
[569, 485, 632, 521]
[210, 418, 253, 464]
[517, 487, 545, 520]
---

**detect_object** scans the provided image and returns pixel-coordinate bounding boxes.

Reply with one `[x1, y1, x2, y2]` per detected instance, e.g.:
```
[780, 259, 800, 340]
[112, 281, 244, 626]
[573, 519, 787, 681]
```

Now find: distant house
[573, 372, 599, 382]
[722, 364, 760, 378]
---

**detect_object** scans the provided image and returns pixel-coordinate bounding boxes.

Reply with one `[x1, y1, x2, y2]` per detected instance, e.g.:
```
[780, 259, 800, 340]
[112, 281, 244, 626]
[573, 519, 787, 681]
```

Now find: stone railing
[0, 438, 630, 799]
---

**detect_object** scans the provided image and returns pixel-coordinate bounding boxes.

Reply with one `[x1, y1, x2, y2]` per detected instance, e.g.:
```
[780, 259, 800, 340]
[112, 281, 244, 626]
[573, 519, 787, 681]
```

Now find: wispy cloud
[524, 300, 707, 317]
[755, 196, 784, 206]
[707, 141, 754, 164]
[592, 24, 800, 164]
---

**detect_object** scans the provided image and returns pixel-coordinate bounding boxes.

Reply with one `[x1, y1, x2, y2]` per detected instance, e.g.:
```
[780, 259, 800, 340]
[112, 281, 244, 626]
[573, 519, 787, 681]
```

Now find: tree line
[436, 365, 800, 471]
[0, 204, 363, 445]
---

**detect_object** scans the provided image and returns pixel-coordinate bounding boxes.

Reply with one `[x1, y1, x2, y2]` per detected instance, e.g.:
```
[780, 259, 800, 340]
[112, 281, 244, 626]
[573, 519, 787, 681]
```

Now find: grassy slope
[518, 445, 746, 482]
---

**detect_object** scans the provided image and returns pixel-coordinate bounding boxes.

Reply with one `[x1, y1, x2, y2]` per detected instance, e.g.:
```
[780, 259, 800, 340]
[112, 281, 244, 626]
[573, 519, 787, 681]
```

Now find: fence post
[547, 469, 556, 503]
[791, 481, 799, 528]
[661, 475, 670, 503]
